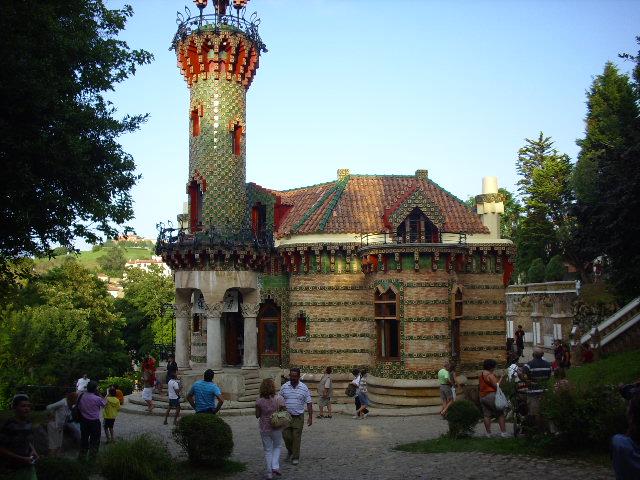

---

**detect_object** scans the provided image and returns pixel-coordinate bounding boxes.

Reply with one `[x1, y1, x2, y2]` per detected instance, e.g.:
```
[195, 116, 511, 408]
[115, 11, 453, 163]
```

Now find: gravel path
[115, 411, 614, 480]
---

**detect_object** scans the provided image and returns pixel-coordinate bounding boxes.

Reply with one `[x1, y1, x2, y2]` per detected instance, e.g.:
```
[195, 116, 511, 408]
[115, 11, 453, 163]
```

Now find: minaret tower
[172, 0, 266, 235]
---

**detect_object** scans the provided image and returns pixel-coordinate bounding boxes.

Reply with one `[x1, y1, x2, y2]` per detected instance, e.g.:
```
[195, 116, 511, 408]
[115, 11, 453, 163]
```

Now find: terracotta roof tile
[269, 175, 488, 238]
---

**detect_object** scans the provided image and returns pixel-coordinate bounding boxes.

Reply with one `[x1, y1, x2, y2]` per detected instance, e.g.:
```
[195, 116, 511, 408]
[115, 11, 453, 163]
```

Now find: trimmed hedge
[173, 414, 233, 466]
[97, 435, 174, 480]
[445, 400, 482, 438]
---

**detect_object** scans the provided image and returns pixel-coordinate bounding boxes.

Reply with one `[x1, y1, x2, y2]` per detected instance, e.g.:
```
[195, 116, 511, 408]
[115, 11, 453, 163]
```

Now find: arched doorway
[223, 289, 244, 366]
[258, 300, 281, 367]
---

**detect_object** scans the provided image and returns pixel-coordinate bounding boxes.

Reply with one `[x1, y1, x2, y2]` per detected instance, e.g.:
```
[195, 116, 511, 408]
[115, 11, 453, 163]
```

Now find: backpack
[71, 393, 85, 422]
[345, 383, 357, 398]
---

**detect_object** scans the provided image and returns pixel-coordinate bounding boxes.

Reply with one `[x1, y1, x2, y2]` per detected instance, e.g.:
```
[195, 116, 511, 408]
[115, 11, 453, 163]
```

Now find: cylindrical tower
[172, 0, 266, 235]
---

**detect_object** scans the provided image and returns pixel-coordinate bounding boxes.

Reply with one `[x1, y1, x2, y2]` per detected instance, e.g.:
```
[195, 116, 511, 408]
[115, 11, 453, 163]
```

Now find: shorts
[142, 387, 154, 401]
[480, 392, 504, 417]
[318, 396, 331, 408]
[357, 391, 369, 406]
[103, 418, 115, 428]
[168, 398, 180, 408]
[439, 385, 453, 402]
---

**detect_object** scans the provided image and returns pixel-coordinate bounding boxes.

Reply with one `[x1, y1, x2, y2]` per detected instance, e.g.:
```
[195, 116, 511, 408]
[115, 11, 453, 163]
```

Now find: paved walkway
[115, 411, 613, 480]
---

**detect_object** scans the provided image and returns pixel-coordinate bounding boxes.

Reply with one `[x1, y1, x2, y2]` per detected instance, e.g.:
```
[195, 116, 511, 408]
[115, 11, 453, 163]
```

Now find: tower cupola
[172, 0, 267, 236]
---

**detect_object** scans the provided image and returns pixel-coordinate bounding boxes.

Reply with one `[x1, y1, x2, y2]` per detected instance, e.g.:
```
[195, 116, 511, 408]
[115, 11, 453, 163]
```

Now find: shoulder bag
[71, 393, 85, 422]
[345, 383, 357, 398]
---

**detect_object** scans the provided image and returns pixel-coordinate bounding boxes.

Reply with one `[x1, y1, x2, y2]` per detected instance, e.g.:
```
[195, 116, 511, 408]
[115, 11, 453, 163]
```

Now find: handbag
[345, 383, 357, 398]
[494, 385, 509, 411]
[270, 410, 292, 429]
[71, 393, 85, 422]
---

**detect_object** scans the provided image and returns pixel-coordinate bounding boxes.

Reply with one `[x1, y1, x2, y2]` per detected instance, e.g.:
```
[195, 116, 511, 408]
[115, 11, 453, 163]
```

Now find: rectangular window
[296, 314, 307, 339]
[232, 124, 242, 156]
[191, 108, 200, 137]
[374, 289, 399, 360]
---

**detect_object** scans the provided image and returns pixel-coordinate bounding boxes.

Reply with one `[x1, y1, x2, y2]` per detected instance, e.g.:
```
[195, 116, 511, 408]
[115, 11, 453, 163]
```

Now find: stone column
[241, 302, 260, 369]
[175, 303, 191, 369]
[205, 303, 223, 372]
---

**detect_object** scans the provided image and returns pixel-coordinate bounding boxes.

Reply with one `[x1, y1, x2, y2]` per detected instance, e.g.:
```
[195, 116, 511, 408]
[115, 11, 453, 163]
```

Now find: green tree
[97, 245, 127, 278]
[514, 133, 574, 277]
[0, 1, 152, 264]
[115, 266, 175, 356]
[498, 188, 522, 240]
[545, 255, 566, 281]
[527, 258, 546, 283]
[573, 58, 640, 299]
[0, 258, 128, 406]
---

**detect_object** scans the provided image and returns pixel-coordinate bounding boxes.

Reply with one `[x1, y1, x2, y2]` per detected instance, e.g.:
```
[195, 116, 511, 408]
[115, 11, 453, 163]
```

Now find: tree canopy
[115, 266, 175, 358]
[0, 1, 152, 262]
[573, 57, 640, 299]
[514, 133, 574, 278]
[0, 259, 129, 407]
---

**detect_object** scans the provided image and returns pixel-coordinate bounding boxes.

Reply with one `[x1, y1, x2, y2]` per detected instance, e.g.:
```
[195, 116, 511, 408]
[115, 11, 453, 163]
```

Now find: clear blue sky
[105, 0, 639, 242]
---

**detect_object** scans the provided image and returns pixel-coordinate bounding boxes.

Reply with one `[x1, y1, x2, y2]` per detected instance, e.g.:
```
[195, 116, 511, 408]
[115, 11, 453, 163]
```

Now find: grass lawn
[34, 246, 154, 273]
[395, 435, 611, 467]
[567, 349, 640, 388]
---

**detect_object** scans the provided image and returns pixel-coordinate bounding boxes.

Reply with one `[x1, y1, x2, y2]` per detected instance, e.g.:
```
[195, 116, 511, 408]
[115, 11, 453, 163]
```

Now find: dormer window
[396, 207, 440, 243]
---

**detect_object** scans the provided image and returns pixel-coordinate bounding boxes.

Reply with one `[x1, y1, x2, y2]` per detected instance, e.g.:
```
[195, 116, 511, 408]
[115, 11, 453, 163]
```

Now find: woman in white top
[46, 393, 75, 455]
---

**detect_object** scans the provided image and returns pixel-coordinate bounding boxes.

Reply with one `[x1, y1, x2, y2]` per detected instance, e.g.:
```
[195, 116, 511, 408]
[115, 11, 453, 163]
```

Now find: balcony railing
[359, 232, 467, 247]
[155, 223, 274, 253]
[171, 5, 267, 52]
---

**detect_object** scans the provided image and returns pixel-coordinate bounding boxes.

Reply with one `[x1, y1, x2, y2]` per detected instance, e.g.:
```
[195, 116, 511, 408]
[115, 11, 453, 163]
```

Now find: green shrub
[99, 376, 134, 395]
[173, 414, 233, 466]
[541, 384, 626, 450]
[445, 400, 482, 438]
[36, 457, 89, 480]
[567, 350, 640, 388]
[544, 255, 566, 281]
[97, 435, 174, 480]
[527, 258, 545, 283]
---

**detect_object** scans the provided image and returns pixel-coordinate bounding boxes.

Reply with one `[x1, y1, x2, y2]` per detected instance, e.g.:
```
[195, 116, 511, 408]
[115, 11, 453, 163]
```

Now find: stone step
[244, 387, 260, 395]
[238, 395, 258, 402]
[128, 394, 256, 411]
[120, 402, 255, 417]
[245, 378, 261, 386]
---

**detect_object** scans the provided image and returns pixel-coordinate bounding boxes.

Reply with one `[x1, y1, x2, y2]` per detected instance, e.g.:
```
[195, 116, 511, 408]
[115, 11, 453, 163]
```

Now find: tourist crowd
[1, 348, 638, 480]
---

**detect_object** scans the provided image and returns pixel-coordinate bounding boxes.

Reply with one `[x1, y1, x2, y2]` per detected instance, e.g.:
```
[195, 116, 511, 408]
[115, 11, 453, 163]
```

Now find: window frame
[374, 288, 400, 361]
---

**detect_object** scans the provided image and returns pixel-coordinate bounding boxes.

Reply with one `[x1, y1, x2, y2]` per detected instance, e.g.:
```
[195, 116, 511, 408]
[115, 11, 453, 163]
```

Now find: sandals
[316, 415, 325, 419]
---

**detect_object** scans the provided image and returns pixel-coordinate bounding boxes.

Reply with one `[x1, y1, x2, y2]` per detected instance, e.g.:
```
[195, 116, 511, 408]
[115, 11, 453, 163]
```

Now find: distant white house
[124, 255, 172, 277]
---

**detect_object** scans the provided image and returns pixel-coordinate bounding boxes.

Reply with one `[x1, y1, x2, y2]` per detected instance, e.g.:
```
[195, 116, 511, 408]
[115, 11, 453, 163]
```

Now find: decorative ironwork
[171, 1, 267, 52]
[155, 221, 275, 253]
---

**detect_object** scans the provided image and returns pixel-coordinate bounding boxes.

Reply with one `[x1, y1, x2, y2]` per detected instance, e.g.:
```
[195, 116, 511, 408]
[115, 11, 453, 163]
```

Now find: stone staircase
[579, 296, 640, 355]
[238, 369, 261, 402]
[121, 369, 266, 417]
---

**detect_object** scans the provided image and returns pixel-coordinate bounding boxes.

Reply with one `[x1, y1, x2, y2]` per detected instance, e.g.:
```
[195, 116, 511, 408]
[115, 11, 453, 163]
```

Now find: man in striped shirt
[279, 368, 312, 465]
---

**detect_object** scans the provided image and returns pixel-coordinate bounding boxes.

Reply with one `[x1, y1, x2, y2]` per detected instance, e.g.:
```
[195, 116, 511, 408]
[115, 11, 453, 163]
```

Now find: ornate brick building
[156, 0, 514, 406]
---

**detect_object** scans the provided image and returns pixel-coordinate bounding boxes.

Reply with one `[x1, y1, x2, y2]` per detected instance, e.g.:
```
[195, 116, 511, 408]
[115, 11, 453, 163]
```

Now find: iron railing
[359, 232, 467, 247]
[171, 5, 267, 52]
[155, 222, 275, 252]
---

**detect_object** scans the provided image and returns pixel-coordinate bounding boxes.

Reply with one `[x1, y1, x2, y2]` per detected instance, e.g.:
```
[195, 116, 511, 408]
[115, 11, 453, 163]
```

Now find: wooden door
[258, 302, 281, 367]
[224, 313, 244, 366]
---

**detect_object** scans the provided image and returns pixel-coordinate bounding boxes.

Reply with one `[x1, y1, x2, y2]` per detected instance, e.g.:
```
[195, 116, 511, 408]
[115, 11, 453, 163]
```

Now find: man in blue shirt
[187, 369, 224, 414]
